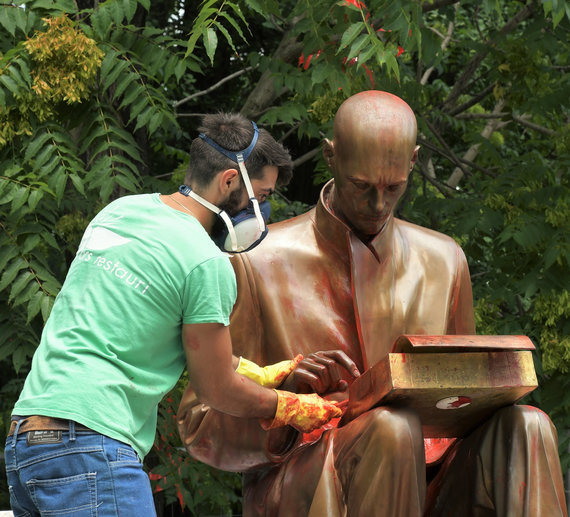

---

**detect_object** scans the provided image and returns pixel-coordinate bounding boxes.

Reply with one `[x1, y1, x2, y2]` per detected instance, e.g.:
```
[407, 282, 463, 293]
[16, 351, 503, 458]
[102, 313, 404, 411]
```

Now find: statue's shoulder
[260, 208, 317, 245]
[394, 218, 462, 256]
[233, 209, 316, 267]
[268, 207, 316, 233]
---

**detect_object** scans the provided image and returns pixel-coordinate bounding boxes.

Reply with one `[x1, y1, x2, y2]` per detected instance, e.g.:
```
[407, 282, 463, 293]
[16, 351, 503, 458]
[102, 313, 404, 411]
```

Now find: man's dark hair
[185, 112, 293, 190]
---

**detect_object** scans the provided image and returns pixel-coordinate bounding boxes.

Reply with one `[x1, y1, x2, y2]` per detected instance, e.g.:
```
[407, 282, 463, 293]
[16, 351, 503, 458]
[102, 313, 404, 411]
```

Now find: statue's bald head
[333, 91, 417, 163]
[323, 91, 419, 238]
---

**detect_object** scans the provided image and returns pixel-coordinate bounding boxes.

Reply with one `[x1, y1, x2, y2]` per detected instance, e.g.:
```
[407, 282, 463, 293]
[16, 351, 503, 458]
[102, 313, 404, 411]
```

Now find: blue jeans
[5, 419, 156, 516]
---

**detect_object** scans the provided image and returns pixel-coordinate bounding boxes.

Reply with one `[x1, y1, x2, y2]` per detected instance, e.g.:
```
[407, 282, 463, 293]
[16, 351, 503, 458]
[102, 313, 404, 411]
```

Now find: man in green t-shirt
[5, 113, 344, 517]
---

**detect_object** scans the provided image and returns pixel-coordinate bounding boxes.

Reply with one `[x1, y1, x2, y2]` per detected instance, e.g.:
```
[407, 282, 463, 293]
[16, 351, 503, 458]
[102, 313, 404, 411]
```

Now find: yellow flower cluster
[24, 15, 104, 106]
[1, 15, 103, 147]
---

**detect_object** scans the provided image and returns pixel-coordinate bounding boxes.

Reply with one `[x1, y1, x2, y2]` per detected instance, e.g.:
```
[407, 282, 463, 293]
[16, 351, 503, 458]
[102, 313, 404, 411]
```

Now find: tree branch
[455, 112, 508, 120]
[447, 99, 506, 187]
[240, 26, 303, 119]
[292, 147, 320, 169]
[174, 67, 254, 108]
[420, 5, 458, 86]
[417, 160, 456, 197]
[512, 114, 556, 136]
[416, 137, 497, 178]
[447, 83, 496, 116]
[442, 3, 535, 113]
[421, 0, 459, 13]
[423, 118, 472, 180]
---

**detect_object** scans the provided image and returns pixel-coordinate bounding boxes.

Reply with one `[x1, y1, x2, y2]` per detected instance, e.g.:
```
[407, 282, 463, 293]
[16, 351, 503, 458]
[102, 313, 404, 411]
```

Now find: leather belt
[8, 415, 92, 437]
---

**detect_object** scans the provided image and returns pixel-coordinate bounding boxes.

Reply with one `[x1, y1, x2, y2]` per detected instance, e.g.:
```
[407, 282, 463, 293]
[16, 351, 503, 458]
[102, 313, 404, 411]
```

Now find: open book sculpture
[341, 334, 538, 439]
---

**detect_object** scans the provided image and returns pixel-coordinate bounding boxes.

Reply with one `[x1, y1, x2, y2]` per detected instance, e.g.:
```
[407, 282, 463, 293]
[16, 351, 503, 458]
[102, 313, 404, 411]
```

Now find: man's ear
[323, 138, 335, 168]
[218, 168, 239, 192]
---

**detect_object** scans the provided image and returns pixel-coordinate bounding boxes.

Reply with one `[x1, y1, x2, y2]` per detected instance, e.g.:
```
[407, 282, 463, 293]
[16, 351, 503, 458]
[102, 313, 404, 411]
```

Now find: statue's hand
[281, 350, 360, 395]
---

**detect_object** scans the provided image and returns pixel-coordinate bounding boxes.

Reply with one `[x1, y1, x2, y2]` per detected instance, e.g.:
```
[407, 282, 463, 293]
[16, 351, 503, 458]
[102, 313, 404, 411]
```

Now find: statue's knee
[359, 407, 423, 452]
[492, 404, 556, 438]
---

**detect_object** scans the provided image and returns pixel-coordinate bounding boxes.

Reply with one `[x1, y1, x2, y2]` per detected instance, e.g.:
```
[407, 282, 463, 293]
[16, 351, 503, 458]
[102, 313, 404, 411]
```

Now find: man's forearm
[196, 368, 278, 420]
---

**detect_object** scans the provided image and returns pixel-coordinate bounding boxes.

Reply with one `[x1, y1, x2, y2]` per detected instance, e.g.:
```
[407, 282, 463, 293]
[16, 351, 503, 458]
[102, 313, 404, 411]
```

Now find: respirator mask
[179, 121, 270, 253]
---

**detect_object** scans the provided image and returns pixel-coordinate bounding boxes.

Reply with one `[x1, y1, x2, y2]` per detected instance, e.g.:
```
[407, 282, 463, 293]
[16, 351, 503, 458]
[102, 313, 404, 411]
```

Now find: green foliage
[1, 0, 569, 512]
[148, 377, 242, 515]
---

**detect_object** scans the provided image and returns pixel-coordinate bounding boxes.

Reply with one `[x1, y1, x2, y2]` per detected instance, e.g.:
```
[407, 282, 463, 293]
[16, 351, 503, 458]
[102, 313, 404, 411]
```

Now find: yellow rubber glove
[236, 354, 303, 388]
[260, 390, 343, 433]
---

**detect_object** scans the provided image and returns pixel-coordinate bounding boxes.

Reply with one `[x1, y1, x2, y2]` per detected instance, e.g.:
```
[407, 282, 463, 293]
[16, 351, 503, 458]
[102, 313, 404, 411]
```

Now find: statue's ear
[410, 145, 420, 169]
[323, 138, 334, 168]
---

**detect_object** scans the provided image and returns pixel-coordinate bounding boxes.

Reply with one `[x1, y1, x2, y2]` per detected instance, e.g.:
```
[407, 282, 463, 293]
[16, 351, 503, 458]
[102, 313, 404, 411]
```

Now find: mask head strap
[198, 121, 265, 231]
[199, 121, 259, 164]
[179, 184, 240, 251]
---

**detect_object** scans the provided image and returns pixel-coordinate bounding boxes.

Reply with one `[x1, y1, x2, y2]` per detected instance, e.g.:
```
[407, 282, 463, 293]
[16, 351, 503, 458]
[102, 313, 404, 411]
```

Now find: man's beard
[219, 186, 244, 216]
[211, 186, 245, 237]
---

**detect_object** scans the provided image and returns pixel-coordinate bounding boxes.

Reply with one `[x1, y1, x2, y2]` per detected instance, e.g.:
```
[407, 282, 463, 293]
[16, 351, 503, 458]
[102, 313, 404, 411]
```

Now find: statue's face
[328, 134, 415, 237]
[326, 91, 418, 238]
[331, 149, 410, 237]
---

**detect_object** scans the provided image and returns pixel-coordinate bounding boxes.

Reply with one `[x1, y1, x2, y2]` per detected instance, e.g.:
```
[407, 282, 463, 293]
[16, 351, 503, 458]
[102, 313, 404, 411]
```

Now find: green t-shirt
[14, 193, 237, 458]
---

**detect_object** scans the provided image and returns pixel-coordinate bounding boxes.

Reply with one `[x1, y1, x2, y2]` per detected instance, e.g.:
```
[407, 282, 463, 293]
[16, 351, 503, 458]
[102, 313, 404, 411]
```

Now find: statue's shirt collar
[315, 179, 394, 264]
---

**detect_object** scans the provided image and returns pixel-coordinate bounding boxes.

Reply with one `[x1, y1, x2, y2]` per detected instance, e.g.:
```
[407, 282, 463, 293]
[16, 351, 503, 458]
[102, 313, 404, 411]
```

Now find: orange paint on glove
[236, 354, 303, 388]
[260, 390, 343, 433]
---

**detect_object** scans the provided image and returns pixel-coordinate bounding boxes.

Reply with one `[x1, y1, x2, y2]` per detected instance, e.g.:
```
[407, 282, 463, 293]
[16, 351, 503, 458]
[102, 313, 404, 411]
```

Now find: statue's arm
[177, 253, 275, 471]
[446, 244, 476, 334]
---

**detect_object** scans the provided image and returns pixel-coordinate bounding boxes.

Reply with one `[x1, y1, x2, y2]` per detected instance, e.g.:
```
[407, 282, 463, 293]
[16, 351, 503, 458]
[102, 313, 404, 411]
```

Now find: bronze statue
[178, 91, 567, 516]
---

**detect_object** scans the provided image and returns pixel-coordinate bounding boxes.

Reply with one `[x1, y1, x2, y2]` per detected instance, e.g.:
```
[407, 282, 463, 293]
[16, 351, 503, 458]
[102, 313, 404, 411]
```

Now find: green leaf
[21, 234, 41, 254]
[134, 106, 154, 132]
[218, 10, 246, 42]
[226, 1, 248, 29]
[174, 60, 188, 81]
[0, 339, 18, 362]
[99, 174, 115, 201]
[0, 6, 17, 37]
[54, 172, 68, 203]
[119, 82, 145, 111]
[0, 74, 20, 95]
[99, 49, 119, 82]
[13, 345, 31, 373]
[347, 34, 370, 61]
[148, 112, 163, 135]
[91, 6, 113, 39]
[0, 182, 17, 206]
[338, 22, 365, 52]
[385, 51, 400, 83]
[311, 63, 334, 86]
[552, 5, 565, 27]
[356, 37, 381, 67]
[102, 60, 131, 93]
[110, 0, 125, 25]
[123, 0, 138, 22]
[40, 292, 55, 321]
[69, 173, 86, 195]
[9, 271, 34, 303]
[32, 143, 57, 172]
[186, 6, 217, 56]
[115, 173, 138, 191]
[0, 258, 27, 292]
[128, 96, 149, 123]
[203, 27, 218, 64]
[10, 187, 29, 214]
[27, 290, 44, 322]
[0, 247, 18, 273]
[213, 20, 236, 54]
